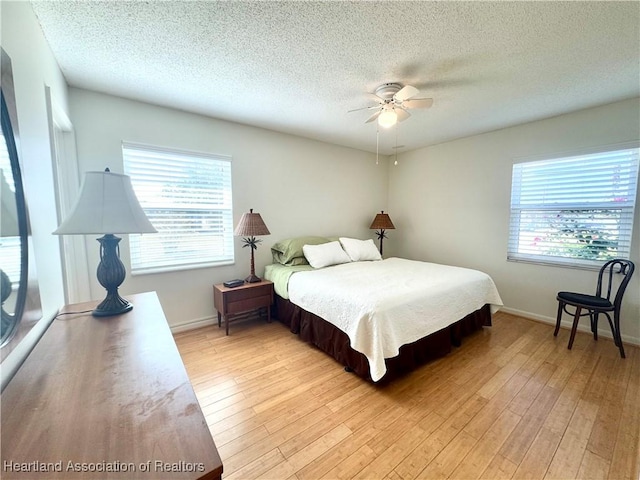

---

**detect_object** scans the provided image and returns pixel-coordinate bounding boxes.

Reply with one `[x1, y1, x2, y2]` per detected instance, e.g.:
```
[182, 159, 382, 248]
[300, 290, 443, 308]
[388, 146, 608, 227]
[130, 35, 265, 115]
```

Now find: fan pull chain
[376, 125, 379, 165]
[394, 123, 398, 165]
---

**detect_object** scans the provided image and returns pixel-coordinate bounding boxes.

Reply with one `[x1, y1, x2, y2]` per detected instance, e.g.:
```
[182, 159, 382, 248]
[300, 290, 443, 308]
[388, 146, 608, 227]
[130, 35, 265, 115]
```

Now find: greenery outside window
[508, 145, 639, 269]
[123, 142, 233, 274]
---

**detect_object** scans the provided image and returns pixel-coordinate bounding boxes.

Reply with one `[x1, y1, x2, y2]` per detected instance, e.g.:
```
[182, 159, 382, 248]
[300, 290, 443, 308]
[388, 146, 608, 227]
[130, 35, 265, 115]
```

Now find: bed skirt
[274, 295, 492, 383]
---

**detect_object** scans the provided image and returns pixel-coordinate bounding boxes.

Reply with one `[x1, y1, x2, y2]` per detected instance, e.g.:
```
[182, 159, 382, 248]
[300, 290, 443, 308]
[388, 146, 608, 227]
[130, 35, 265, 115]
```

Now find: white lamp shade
[53, 170, 157, 235]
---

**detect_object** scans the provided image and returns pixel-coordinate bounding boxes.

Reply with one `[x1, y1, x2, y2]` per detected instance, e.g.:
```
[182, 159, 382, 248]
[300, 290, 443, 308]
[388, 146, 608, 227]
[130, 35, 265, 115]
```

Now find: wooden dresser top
[1, 292, 222, 479]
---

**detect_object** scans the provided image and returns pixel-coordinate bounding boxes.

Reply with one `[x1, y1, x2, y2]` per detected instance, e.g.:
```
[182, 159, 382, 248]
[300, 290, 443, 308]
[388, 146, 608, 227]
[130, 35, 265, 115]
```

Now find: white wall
[389, 98, 640, 344]
[68, 88, 389, 328]
[2, 1, 67, 312]
[1, 1, 68, 386]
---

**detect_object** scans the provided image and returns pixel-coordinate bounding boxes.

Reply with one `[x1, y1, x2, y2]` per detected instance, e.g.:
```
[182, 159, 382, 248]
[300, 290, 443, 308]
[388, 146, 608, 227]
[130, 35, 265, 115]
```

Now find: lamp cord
[54, 309, 94, 320]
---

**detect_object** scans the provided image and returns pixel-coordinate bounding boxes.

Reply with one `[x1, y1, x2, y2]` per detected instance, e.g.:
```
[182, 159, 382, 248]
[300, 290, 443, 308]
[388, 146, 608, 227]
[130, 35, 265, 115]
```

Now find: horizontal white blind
[0, 129, 21, 287]
[0, 130, 15, 190]
[508, 147, 639, 267]
[123, 143, 233, 274]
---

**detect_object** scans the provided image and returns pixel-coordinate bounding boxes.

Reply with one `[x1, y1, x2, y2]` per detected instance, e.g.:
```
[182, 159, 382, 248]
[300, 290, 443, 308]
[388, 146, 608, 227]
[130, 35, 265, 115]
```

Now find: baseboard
[170, 307, 640, 347]
[170, 315, 216, 334]
[500, 306, 640, 347]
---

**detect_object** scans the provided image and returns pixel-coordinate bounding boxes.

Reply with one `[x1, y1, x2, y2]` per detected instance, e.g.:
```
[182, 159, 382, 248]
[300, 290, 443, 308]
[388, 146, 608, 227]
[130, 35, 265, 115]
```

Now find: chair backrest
[596, 259, 635, 309]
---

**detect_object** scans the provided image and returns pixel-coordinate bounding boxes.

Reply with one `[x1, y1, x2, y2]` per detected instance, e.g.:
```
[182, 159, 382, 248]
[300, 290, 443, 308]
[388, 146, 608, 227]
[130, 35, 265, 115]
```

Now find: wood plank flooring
[174, 311, 640, 479]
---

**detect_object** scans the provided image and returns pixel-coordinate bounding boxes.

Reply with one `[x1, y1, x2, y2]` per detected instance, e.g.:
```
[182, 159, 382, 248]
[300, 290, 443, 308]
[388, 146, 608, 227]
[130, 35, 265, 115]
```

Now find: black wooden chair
[555, 259, 635, 358]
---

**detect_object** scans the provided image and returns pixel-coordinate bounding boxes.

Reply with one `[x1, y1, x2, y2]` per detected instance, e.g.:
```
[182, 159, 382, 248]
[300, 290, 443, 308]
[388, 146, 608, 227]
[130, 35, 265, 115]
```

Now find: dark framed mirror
[0, 48, 42, 362]
[0, 90, 28, 346]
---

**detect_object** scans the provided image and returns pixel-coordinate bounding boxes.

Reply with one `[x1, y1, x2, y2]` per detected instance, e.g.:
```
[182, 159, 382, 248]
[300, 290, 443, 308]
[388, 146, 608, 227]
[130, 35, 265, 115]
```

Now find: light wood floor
[174, 311, 640, 480]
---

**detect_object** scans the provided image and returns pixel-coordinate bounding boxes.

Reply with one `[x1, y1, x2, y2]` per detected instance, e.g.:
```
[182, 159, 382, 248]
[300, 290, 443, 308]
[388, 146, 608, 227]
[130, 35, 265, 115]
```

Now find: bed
[264, 237, 503, 383]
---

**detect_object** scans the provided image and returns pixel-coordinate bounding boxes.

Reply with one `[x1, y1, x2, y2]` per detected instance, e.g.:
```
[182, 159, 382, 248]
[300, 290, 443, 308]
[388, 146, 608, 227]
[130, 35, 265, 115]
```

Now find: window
[508, 146, 639, 269]
[123, 143, 233, 274]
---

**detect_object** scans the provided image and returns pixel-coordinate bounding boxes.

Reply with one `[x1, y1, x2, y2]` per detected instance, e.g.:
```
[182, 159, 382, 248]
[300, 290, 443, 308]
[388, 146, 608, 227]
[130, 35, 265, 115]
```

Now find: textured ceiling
[31, 1, 640, 155]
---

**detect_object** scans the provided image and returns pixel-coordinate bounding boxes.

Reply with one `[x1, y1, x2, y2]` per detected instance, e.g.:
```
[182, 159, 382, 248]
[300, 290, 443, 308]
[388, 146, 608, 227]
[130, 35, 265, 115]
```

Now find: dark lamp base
[93, 292, 133, 317]
[93, 234, 134, 317]
[245, 274, 261, 283]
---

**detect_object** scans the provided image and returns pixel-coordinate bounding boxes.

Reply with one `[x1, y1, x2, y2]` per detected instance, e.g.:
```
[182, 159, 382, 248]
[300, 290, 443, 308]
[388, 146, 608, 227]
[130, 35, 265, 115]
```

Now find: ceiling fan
[349, 83, 434, 128]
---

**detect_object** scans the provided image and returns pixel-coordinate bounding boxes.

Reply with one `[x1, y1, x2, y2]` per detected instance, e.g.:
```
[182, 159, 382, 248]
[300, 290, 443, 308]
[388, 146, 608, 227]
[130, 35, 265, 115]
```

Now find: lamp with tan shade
[234, 208, 270, 283]
[369, 210, 395, 256]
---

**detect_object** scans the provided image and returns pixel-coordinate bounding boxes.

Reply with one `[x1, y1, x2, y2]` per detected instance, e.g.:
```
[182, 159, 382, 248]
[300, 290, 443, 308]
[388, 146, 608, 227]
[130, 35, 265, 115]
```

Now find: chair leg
[613, 311, 626, 359]
[567, 306, 581, 350]
[554, 301, 563, 337]
[591, 312, 599, 341]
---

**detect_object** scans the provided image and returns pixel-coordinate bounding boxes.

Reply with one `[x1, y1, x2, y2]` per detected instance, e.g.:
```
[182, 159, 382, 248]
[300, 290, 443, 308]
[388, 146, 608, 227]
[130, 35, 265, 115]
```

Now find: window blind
[0, 129, 21, 286]
[508, 147, 639, 268]
[122, 143, 234, 274]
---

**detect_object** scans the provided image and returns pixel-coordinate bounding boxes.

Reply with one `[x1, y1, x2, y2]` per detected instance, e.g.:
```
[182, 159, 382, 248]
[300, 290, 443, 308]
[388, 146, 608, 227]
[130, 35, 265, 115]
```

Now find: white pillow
[339, 237, 382, 262]
[303, 241, 352, 268]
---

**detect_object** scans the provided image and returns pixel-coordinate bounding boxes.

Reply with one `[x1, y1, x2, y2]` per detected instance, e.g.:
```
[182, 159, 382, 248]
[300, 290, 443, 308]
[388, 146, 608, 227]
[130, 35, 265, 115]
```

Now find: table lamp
[234, 208, 270, 283]
[370, 210, 395, 255]
[53, 168, 157, 317]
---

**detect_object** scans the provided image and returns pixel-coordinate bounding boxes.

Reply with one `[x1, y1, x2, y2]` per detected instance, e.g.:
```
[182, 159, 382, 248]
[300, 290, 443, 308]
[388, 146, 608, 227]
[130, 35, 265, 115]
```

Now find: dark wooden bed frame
[274, 295, 492, 383]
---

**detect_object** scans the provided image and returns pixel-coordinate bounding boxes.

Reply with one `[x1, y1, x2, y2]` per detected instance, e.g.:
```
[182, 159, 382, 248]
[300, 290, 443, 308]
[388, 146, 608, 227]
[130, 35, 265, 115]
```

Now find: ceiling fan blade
[365, 110, 382, 123]
[396, 109, 411, 122]
[367, 92, 385, 102]
[401, 98, 434, 109]
[394, 85, 419, 102]
[348, 105, 379, 113]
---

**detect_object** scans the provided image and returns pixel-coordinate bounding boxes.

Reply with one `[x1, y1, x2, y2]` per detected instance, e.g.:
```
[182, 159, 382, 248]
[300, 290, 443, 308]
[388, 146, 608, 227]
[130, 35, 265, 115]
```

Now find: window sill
[507, 256, 603, 272]
[131, 260, 235, 276]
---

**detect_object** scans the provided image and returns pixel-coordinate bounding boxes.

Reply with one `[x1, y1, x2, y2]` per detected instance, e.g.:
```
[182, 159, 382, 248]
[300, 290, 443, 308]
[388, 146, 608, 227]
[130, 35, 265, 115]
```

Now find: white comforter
[288, 257, 503, 381]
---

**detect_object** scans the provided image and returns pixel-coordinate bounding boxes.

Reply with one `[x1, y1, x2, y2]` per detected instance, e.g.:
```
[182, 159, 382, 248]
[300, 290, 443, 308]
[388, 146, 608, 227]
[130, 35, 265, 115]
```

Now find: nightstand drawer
[227, 294, 272, 314]
[224, 284, 272, 302]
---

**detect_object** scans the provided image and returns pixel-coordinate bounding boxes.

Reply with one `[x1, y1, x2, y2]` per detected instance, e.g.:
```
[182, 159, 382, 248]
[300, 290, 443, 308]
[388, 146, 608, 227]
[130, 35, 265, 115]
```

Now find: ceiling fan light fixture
[378, 109, 397, 128]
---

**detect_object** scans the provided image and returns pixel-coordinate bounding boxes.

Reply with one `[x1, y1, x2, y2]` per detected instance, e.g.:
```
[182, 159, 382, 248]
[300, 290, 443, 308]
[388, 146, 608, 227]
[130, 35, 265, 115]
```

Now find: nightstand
[213, 280, 274, 335]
